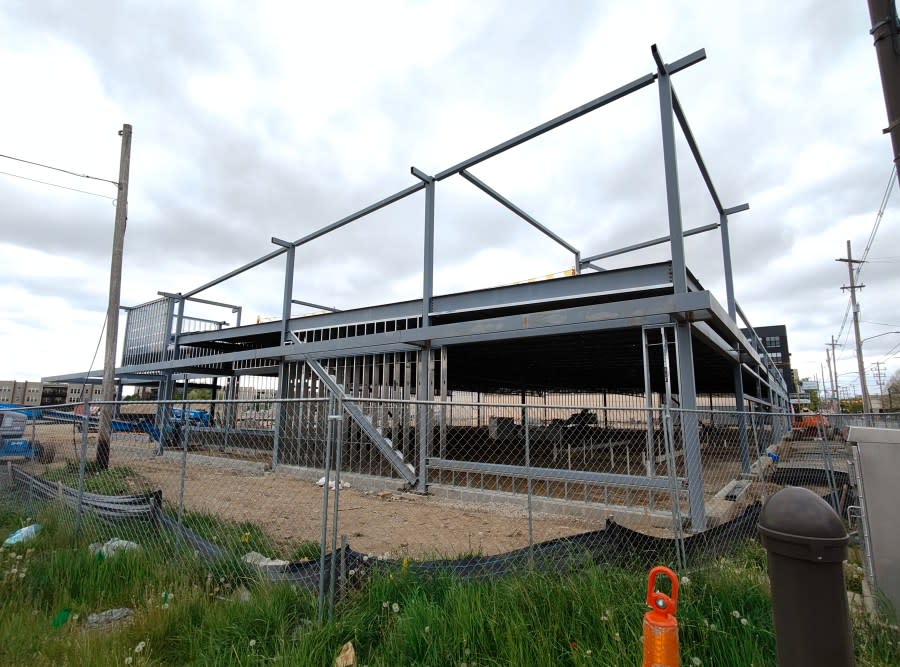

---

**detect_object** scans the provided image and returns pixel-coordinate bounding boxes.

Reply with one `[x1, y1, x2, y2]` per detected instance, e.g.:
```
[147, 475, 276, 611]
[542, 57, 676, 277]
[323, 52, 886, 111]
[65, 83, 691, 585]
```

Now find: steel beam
[427, 458, 686, 492]
[460, 169, 579, 255]
[291, 299, 341, 313]
[418, 170, 435, 328]
[273, 238, 295, 345]
[671, 88, 723, 213]
[580, 222, 719, 264]
[183, 249, 285, 299]
[291, 181, 426, 248]
[158, 292, 242, 313]
[115, 291, 717, 375]
[654, 43, 704, 529]
[654, 44, 688, 296]
[435, 73, 658, 180]
[177, 262, 678, 345]
[718, 203, 748, 320]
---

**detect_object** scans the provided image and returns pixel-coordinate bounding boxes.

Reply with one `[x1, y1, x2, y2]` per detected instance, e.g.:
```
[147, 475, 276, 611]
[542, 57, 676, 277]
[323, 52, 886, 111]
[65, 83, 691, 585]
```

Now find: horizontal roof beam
[178, 263, 677, 345]
[580, 222, 719, 264]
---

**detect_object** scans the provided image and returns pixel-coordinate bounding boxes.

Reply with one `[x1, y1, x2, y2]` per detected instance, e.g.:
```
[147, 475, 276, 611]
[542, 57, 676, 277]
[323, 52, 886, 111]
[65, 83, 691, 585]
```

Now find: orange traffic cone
[642, 566, 680, 667]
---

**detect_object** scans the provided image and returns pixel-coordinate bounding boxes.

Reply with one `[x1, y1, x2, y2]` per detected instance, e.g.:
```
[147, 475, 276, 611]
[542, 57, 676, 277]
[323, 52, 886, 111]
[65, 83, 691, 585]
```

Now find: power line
[0, 170, 115, 200]
[0, 152, 119, 187]
[834, 164, 895, 351]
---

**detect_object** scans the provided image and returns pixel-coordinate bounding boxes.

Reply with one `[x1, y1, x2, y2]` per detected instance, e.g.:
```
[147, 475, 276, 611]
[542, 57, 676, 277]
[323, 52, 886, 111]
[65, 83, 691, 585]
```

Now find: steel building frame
[46, 45, 790, 529]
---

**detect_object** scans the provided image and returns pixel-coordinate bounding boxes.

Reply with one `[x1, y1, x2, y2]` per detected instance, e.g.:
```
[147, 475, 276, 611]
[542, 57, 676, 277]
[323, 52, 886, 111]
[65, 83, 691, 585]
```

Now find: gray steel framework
[44, 45, 792, 530]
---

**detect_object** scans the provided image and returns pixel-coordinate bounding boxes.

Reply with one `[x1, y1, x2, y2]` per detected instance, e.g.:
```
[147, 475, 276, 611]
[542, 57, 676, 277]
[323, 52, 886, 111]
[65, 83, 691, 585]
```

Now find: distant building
[741, 325, 794, 394]
[0, 380, 44, 406]
[40, 383, 68, 406]
[0, 380, 103, 407]
[65, 384, 104, 404]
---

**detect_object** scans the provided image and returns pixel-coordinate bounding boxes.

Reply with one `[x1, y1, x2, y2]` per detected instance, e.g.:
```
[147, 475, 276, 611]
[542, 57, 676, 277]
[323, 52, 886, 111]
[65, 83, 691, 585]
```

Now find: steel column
[655, 44, 705, 528]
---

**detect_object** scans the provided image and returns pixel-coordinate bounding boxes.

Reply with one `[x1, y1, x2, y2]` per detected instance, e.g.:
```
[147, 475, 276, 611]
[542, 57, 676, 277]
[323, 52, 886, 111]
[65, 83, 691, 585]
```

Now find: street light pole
[97, 124, 132, 470]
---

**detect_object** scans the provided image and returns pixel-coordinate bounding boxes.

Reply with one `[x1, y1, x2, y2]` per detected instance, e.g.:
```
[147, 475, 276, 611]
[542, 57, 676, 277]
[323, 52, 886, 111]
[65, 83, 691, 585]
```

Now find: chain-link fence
[1, 398, 894, 616]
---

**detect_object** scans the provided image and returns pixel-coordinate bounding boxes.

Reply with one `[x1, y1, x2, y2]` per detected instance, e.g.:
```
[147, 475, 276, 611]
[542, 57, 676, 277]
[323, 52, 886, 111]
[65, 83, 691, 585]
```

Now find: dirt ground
[125, 456, 597, 558]
[24, 424, 597, 559]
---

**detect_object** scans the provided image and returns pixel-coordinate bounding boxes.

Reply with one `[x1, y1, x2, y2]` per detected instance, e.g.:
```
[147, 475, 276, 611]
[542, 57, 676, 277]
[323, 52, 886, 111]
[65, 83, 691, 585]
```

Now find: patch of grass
[0, 502, 897, 667]
[179, 511, 281, 560]
[41, 463, 137, 496]
[287, 540, 322, 562]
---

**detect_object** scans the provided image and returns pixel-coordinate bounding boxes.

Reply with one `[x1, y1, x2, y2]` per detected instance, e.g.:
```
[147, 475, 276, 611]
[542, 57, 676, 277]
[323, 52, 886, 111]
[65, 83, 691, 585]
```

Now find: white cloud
[1, 0, 898, 397]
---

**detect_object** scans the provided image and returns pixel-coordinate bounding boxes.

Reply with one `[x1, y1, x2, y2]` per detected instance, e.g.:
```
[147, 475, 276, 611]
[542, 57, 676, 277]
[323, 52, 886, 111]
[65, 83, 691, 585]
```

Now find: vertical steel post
[416, 348, 431, 492]
[641, 327, 655, 477]
[328, 406, 343, 619]
[172, 296, 186, 361]
[175, 393, 189, 551]
[655, 46, 705, 529]
[75, 397, 90, 536]
[414, 173, 436, 493]
[524, 406, 534, 552]
[735, 368, 750, 474]
[317, 397, 335, 622]
[421, 176, 435, 329]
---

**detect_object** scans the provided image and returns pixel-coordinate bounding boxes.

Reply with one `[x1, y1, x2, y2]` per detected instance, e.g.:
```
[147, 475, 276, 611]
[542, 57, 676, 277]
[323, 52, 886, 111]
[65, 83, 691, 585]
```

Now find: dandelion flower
[731, 610, 741, 618]
[134, 641, 146, 653]
[691, 658, 702, 666]
[125, 658, 133, 666]
[586, 650, 592, 656]
[681, 576, 691, 586]
[392, 602, 400, 613]
[249, 639, 257, 648]
[424, 626, 430, 634]
[741, 618, 749, 626]
[382, 601, 389, 609]
[348, 569, 356, 576]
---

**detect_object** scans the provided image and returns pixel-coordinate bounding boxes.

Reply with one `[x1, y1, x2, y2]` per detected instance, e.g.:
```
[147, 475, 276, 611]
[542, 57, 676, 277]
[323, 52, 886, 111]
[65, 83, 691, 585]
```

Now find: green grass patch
[0, 504, 897, 666]
[41, 463, 138, 496]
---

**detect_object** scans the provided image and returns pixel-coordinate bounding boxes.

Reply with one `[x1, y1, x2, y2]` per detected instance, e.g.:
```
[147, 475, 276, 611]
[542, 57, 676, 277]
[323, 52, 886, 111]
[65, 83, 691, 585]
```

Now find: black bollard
[757, 486, 855, 667]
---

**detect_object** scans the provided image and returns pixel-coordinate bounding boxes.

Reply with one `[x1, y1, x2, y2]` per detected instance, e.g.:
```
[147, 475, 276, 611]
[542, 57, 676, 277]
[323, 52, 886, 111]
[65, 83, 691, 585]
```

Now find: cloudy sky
[2, 1, 899, 400]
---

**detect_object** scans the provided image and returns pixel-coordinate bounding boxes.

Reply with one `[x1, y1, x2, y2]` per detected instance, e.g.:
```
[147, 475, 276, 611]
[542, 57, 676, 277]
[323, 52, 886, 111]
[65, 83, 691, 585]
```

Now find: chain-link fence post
[328, 402, 344, 620]
[662, 403, 686, 570]
[176, 400, 190, 552]
[75, 397, 90, 537]
[317, 396, 335, 623]
[524, 404, 534, 554]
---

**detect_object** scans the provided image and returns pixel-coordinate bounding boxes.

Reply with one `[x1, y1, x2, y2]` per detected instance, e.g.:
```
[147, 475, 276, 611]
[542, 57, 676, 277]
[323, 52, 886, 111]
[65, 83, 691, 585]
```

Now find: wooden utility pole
[872, 360, 887, 409]
[826, 337, 841, 412]
[867, 0, 900, 185]
[837, 240, 871, 414]
[97, 124, 132, 470]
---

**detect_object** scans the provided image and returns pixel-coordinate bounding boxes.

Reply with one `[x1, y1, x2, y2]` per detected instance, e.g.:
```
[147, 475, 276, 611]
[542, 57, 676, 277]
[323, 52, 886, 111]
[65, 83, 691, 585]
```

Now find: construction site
[38, 45, 795, 539]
